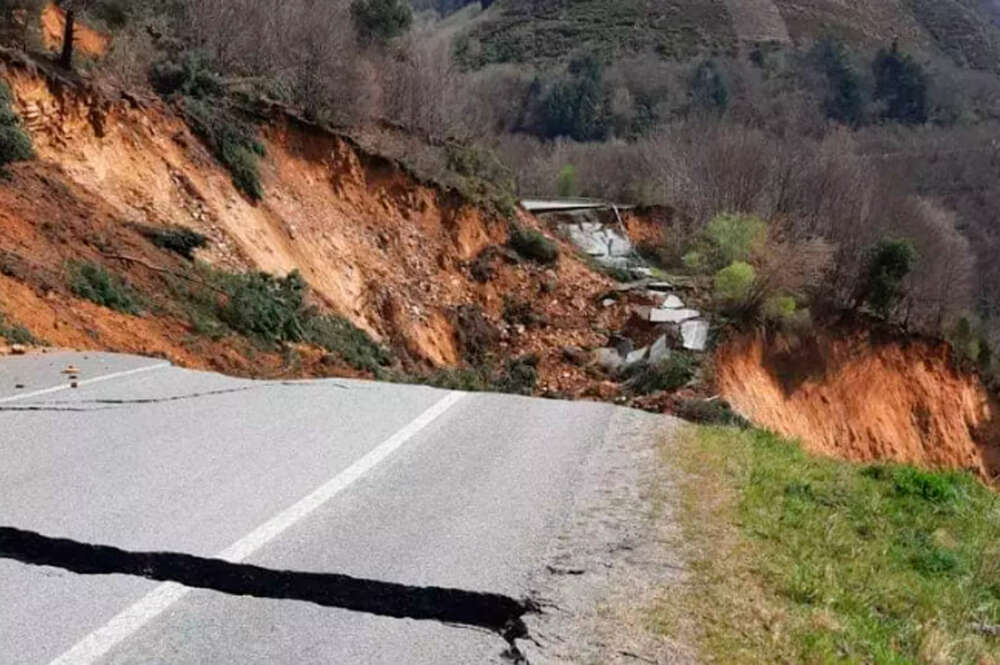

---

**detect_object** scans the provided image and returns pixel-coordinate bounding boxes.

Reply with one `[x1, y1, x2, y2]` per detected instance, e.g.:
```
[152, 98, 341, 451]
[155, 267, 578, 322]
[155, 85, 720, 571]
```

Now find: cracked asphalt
[0, 352, 677, 664]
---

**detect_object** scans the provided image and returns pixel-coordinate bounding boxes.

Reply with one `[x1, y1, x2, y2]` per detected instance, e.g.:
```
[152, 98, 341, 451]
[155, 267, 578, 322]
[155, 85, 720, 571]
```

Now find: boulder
[660, 295, 685, 309]
[681, 319, 710, 351]
[594, 347, 624, 373]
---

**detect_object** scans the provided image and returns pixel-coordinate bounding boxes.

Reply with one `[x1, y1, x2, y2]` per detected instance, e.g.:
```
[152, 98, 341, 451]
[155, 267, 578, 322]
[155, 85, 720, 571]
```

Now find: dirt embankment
[716, 328, 1000, 482]
[0, 57, 620, 388]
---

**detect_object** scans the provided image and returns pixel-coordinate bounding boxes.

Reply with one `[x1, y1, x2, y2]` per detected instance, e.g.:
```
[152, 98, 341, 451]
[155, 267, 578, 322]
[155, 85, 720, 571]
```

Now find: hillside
[456, 0, 1000, 69]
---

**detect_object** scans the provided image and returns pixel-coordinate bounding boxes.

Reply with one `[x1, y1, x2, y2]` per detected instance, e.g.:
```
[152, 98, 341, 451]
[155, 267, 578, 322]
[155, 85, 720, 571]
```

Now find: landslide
[0, 53, 621, 390]
[716, 325, 1000, 482]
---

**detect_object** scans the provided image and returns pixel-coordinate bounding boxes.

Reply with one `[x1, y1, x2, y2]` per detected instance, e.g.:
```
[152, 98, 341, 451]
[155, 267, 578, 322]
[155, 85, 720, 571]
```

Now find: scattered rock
[624, 346, 649, 368]
[647, 281, 672, 292]
[601, 298, 617, 308]
[594, 348, 624, 373]
[10, 344, 26, 355]
[562, 346, 593, 366]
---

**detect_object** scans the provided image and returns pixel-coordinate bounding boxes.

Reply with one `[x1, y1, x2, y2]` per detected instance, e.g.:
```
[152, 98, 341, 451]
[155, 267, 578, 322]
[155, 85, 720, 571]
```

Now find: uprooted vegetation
[655, 425, 1000, 663]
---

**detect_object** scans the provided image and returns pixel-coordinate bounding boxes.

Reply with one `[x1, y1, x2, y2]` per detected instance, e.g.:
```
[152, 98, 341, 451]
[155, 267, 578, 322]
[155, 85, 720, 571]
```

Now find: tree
[872, 41, 928, 124]
[689, 59, 728, 114]
[350, 0, 412, 44]
[811, 37, 863, 126]
[0, 0, 41, 49]
[859, 238, 917, 317]
[56, 0, 95, 69]
[538, 54, 610, 141]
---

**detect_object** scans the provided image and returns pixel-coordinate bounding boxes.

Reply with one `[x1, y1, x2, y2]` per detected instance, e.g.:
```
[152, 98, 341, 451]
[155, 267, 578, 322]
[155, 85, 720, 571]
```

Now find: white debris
[660, 295, 684, 309]
[650, 308, 700, 324]
[681, 319, 710, 351]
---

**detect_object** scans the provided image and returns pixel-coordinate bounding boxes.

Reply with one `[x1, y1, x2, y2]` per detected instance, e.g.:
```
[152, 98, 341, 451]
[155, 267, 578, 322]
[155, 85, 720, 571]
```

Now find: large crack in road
[0, 526, 540, 661]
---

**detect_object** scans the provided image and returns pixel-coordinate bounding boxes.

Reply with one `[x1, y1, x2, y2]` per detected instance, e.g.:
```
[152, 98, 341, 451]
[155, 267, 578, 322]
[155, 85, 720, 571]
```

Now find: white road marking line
[46, 390, 468, 665]
[0, 362, 171, 405]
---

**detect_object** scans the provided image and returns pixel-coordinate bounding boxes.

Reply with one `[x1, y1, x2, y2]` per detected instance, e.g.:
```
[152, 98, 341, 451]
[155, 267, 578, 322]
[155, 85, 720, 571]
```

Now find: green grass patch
[66, 260, 144, 315]
[653, 426, 1000, 664]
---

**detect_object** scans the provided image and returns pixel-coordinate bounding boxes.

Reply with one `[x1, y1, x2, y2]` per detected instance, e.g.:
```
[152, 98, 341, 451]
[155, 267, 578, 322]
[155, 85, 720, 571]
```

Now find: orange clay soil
[716, 327, 1000, 482]
[0, 56, 622, 391]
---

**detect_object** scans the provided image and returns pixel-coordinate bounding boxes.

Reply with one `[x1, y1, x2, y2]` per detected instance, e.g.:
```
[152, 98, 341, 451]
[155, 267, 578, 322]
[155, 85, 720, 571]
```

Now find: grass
[508, 225, 559, 265]
[653, 426, 1000, 664]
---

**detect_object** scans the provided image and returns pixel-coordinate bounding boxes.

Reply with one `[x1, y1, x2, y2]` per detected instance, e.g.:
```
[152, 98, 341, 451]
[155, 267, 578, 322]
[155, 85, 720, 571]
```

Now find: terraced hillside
[456, 0, 1000, 70]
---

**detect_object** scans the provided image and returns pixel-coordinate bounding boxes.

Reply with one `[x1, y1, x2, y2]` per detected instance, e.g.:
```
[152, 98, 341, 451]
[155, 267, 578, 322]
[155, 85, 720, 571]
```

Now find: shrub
[67, 261, 143, 315]
[508, 225, 558, 264]
[556, 164, 577, 197]
[183, 98, 264, 200]
[138, 225, 208, 260]
[453, 303, 500, 363]
[0, 81, 32, 166]
[675, 398, 750, 427]
[496, 354, 539, 395]
[0, 311, 36, 345]
[150, 53, 225, 99]
[860, 238, 917, 317]
[713, 261, 756, 304]
[303, 315, 392, 373]
[445, 145, 517, 217]
[350, 0, 413, 44]
[217, 270, 307, 343]
[625, 352, 696, 395]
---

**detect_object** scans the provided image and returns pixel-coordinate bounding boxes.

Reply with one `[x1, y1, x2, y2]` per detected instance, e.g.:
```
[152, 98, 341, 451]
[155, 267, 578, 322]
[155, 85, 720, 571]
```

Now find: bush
[67, 261, 143, 315]
[625, 352, 696, 395]
[150, 54, 224, 99]
[508, 225, 558, 264]
[453, 303, 500, 363]
[138, 225, 208, 260]
[183, 98, 264, 200]
[713, 261, 756, 304]
[556, 164, 577, 197]
[495, 354, 539, 395]
[303, 315, 392, 373]
[0, 81, 32, 166]
[675, 398, 750, 427]
[217, 270, 307, 343]
[0, 311, 36, 345]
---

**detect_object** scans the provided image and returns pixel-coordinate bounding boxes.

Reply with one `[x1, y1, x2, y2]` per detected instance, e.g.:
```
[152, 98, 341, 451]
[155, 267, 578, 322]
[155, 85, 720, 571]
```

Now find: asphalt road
[0, 352, 666, 665]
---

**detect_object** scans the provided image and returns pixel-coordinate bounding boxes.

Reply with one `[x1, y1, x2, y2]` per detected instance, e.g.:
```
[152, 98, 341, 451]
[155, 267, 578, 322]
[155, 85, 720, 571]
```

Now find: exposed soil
[0, 54, 624, 392]
[716, 326, 1000, 482]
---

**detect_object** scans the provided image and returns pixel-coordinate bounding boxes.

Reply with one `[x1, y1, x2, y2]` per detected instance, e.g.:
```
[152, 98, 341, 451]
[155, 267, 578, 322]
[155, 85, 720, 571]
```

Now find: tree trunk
[59, 9, 75, 69]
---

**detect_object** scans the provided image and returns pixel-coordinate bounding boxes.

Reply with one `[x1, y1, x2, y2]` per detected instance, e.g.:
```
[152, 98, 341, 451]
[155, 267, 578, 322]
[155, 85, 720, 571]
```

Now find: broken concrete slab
[648, 335, 672, 364]
[647, 282, 672, 292]
[681, 319, 710, 351]
[660, 295, 684, 309]
[624, 347, 649, 367]
[649, 308, 700, 324]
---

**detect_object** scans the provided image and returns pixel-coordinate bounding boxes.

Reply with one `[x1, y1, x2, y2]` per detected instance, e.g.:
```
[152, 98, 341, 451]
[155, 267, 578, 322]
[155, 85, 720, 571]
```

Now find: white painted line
[46, 390, 468, 665]
[0, 362, 171, 404]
